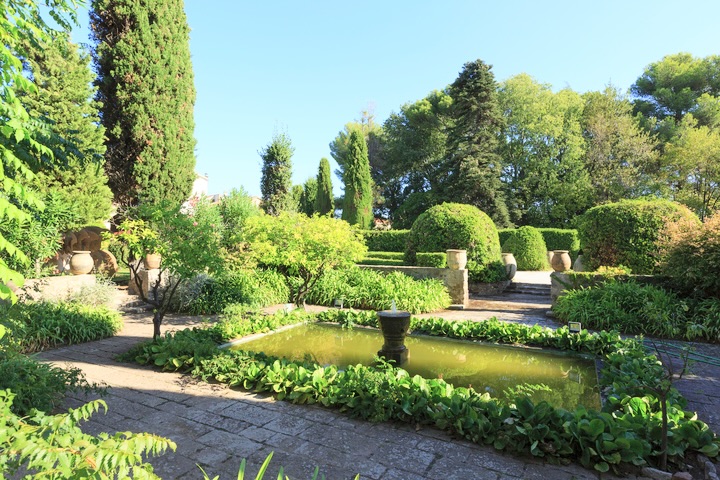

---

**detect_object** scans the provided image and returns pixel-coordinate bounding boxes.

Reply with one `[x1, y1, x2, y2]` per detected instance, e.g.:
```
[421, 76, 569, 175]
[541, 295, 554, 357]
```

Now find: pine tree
[259, 133, 294, 216]
[341, 130, 373, 228]
[21, 33, 112, 226]
[315, 157, 334, 216]
[91, 0, 196, 211]
[443, 59, 509, 226]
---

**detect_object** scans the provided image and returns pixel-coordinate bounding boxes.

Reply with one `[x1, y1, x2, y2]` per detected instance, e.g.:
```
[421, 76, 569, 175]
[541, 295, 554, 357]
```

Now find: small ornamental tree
[111, 198, 224, 338]
[315, 157, 334, 215]
[243, 213, 367, 305]
[259, 133, 294, 216]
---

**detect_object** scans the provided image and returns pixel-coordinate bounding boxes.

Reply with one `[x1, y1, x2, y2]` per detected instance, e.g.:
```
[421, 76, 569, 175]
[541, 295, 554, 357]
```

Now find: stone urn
[143, 253, 162, 270]
[547, 251, 554, 267]
[501, 253, 517, 280]
[69, 251, 94, 275]
[573, 254, 586, 272]
[377, 309, 411, 366]
[446, 249, 467, 270]
[551, 250, 572, 272]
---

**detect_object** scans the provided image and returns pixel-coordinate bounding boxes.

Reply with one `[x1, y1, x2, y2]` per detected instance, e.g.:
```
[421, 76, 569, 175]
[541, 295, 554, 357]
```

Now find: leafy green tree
[217, 187, 261, 248]
[581, 86, 661, 204]
[91, 0, 197, 211]
[259, 133, 294, 216]
[290, 184, 304, 213]
[663, 115, 720, 220]
[244, 213, 367, 305]
[381, 90, 452, 226]
[314, 158, 334, 215]
[21, 33, 113, 226]
[497, 74, 590, 226]
[442, 59, 509, 226]
[329, 110, 384, 184]
[1, 0, 80, 301]
[341, 130, 374, 228]
[300, 177, 317, 216]
[632, 53, 720, 124]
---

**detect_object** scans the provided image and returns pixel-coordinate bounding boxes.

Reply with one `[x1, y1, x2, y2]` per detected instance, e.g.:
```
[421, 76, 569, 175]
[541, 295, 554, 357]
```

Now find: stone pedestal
[377, 310, 411, 366]
[128, 268, 166, 300]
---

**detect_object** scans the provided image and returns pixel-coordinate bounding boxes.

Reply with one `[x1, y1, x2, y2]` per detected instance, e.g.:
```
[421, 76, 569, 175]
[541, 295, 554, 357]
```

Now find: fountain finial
[391, 299, 397, 313]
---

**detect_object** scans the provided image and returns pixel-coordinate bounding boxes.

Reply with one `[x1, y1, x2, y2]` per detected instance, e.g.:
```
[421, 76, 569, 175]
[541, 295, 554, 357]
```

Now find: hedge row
[361, 230, 410, 252]
[500, 228, 580, 259]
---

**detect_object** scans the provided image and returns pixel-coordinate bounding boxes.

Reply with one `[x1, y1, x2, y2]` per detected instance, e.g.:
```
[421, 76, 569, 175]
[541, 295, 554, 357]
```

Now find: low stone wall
[359, 265, 468, 307]
[9, 274, 97, 302]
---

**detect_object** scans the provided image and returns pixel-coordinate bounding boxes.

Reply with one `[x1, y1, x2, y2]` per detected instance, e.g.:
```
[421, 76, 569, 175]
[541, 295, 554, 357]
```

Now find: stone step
[507, 282, 551, 296]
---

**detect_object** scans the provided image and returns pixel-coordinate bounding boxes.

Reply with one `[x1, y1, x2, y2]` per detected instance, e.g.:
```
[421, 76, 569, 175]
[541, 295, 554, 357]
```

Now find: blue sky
[72, 0, 720, 197]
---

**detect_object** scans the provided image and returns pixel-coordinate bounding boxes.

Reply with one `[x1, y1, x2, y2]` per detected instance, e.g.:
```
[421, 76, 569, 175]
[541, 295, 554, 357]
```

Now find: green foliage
[217, 187, 261, 250]
[91, 0, 196, 210]
[63, 276, 119, 307]
[416, 252, 447, 268]
[498, 73, 590, 227]
[306, 267, 451, 313]
[341, 129, 374, 229]
[467, 260, 508, 283]
[314, 157, 334, 216]
[500, 226, 549, 271]
[188, 269, 290, 315]
[359, 251, 405, 266]
[244, 213, 367, 305]
[538, 228, 581, 258]
[576, 199, 701, 274]
[362, 229, 410, 252]
[685, 298, 720, 343]
[300, 177, 318, 216]
[661, 212, 720, 298]
[1, 301, 123, 353]
[554, 281, 690, 339]
[259, 133, 294, 216]
[126, 310, 720, 471]
[0, 390, 175, 478]
[406, 203, 501, 276]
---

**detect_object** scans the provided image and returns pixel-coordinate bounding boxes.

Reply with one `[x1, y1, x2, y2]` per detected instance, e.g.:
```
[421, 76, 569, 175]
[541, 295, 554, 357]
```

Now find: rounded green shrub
[500, 226, 549, 271]
[576, 199, 700, 274]
[405, 203, 501, 270]
[661, 212, 720, 299]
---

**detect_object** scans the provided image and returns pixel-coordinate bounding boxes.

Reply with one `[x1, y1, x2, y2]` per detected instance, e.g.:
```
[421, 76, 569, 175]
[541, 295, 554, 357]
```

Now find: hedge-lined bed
[123, 308, 719, 474]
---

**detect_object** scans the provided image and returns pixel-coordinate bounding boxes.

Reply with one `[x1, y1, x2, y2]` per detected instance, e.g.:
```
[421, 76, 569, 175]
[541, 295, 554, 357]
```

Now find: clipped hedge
[405, 203, 501, 270]
[500, 228, 581, 261]
[359, 251, 404, 266]
[125, 309, 720, 473]
[416, 252, 447, 268]
[305, 267, 451, 313]
[361, 230, 410, 252]
[187, 269, 290, 315]
[576, 199, 700, 274]
[501, 226, 549, 271]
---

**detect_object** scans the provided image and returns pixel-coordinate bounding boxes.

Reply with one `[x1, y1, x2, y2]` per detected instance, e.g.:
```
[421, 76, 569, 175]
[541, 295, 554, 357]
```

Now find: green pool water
[230, 323, 600, 410]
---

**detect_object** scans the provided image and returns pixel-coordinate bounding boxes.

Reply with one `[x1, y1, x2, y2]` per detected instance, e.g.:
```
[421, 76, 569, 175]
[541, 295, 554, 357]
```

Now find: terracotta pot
[501, 253, 517, 280]
[551, 250, 572, 272]
[143, 253, 161, 270]
[69, 251, 94, 275]
[446, 249, 467, 270]
[547, 251, 554, 266]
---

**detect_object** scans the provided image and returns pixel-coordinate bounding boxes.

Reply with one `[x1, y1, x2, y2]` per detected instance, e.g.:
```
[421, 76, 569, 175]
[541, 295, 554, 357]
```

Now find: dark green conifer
[259, 133, 294, 216]
[342, 130, 373, 228]
[315, 157, 334, 216]
[91, 0, 196, 210]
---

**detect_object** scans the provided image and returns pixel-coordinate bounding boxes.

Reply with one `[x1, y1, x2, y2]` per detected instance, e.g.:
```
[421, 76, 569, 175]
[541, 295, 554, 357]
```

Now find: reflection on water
[231, 323, 600, 410]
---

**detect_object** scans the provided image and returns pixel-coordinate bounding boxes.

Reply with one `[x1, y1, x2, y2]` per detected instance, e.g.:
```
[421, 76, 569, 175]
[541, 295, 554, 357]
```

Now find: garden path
[36, 275, 720, 480]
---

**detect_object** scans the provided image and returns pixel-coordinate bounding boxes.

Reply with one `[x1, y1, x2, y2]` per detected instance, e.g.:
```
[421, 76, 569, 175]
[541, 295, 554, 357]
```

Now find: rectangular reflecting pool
[230, 323, 600, 410]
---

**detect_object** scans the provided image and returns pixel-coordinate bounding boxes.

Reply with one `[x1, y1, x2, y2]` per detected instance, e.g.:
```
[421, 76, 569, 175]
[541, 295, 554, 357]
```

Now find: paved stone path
[36, 279, 720, 480]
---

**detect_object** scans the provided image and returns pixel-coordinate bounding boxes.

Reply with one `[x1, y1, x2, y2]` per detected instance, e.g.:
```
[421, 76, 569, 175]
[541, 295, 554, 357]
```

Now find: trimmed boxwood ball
[405, 203, 501, 268]
[501, 226, 549, 271]
[576, 199, 700, 275]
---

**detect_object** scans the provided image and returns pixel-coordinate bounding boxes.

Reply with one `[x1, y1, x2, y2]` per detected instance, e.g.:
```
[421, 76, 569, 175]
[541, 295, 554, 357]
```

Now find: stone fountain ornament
[377, 300, 411, 366]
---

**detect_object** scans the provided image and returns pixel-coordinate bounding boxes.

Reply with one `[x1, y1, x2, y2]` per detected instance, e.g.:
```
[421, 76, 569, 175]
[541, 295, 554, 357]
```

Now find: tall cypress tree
[341, 130, 373, 228]
[259, 133, 294, 216]
[443, 59, 509, 226]
[21, 33, 113, 225]
[91, 0, 196, 211]
[300, 177, 317, 216]
[315, 157, 334, 216]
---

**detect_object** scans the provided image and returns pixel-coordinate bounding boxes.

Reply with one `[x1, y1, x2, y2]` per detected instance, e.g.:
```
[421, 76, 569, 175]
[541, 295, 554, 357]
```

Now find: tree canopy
[259, 133, 294, 216]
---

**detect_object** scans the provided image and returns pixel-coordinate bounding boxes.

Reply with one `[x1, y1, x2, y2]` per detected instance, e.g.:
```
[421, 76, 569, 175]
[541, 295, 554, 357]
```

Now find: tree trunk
[152, 310, 163, 340]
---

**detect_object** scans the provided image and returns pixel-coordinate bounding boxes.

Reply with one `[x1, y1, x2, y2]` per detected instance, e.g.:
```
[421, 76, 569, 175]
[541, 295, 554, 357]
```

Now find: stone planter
[377, 310, 411, 366]
[573, 254, 586, 272]
[547, 251, 554, 266]
[69, 251, 94, 275]
[501, 253, 517, 280]
[446, 249, 467, 270]
[551, 250, 572, 272]
[143, 253, 162, 270]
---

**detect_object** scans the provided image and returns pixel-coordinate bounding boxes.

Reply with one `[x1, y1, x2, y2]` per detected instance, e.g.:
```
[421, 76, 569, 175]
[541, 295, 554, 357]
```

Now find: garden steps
[111, 287, 153, 314]
[506, 282, 551, 296]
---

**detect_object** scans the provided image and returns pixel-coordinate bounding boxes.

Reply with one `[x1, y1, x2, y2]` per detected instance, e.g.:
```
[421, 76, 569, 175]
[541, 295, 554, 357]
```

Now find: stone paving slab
[33, 288, 720, 479]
